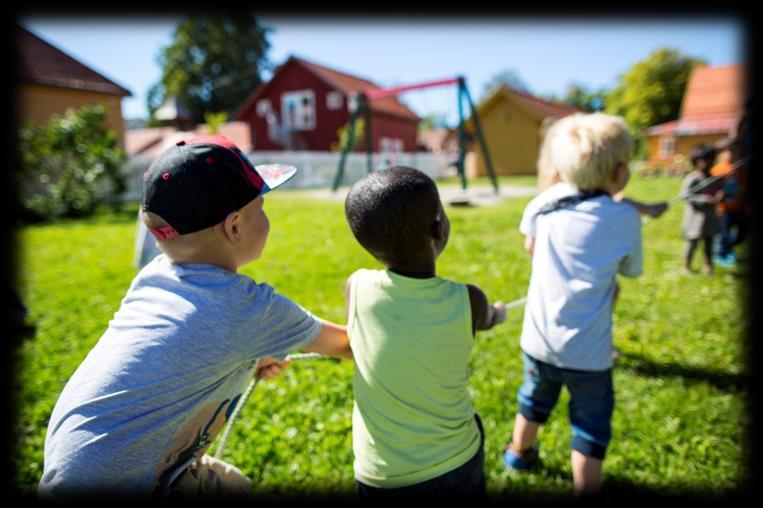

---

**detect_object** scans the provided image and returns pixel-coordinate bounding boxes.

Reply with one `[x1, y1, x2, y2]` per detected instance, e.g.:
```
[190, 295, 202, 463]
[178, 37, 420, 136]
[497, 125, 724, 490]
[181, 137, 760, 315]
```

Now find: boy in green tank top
[343, 166, 507, 496]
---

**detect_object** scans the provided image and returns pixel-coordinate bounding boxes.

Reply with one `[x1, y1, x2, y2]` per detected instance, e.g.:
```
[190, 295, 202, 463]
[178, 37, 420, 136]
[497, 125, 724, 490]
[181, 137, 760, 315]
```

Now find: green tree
[17, 105, 127, 221]
[419, 113, 450, 130]
[481, 68, 531, 99]
[148, 14, 272, 125]
[553, 83, 608, 112]
[204, 112, 229, 134]
[605, 47, 705, 157]
[330, 119, 365, 153]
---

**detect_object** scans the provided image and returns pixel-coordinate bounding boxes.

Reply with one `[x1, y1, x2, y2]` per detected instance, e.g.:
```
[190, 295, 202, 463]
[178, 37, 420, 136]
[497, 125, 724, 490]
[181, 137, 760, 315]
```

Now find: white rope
[213, 358, 261, 459]
[213, 352, 334, 458]
[504, 296, 527, 310]
[642, 157, 747, 225]
[213, 294, 529, 459]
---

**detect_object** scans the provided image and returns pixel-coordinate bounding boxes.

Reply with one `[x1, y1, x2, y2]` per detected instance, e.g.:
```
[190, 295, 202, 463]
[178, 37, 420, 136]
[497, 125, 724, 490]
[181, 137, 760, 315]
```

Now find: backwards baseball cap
[142, 135, 297, 240]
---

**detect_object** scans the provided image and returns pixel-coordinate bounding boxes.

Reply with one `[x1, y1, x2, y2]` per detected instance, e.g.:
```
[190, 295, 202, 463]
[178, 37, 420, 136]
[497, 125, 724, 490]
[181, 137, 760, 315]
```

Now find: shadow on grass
[596, 474, 749, 501]
[616, 351, 748, 393]
[487, 465, 747, 503]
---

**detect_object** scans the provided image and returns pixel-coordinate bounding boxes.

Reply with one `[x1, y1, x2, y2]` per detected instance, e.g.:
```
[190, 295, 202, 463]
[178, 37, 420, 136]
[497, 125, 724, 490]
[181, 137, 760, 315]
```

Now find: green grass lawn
[14, 173, 750, 498]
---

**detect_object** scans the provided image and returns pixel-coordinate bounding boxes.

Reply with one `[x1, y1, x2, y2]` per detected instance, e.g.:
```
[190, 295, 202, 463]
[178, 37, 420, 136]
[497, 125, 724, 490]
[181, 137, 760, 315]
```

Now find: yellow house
[644, 64, 746, 165]
[465, 86, 580, 178]
[15, 25, 132, 143]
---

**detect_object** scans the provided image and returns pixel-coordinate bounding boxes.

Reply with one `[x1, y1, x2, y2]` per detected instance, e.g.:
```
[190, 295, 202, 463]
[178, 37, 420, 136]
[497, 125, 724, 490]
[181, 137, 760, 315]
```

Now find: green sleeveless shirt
[348, 268, 481, 488]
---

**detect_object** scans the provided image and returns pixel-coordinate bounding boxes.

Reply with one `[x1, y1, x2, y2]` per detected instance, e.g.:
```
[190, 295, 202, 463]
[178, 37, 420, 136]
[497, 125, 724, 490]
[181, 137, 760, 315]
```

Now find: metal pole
[332, 100, 362, 192]
[456, 79, 468, 190]
[363, 94, 373, 173]
[460, 78, 499, 194]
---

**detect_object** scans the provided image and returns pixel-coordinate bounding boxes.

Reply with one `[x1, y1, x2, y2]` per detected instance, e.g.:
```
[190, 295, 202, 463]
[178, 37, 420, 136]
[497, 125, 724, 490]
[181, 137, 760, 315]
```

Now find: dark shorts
[517, 352, 614, 459]
[356, 414, 486, 497]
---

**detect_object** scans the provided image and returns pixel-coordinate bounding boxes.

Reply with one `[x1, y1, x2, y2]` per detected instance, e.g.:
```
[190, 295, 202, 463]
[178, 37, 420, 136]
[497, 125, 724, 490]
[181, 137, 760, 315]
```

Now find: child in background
[343, 166, 506, 496]
[682, 144, 724, 275]
[504, 113, 643, 494]
[710, 137, 748, 266]
[38, 135, 352, 499]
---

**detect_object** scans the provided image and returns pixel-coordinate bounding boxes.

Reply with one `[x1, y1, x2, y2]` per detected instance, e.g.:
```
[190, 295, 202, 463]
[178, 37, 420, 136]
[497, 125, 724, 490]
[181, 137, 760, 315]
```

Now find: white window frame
[379, 137, 404, 154]
[326, 91, 343, 110]
[281, 90, 316, 131]
[256, 99, 272, 117]
[347, 91, 360, 113]
[659, 135, 676, 158]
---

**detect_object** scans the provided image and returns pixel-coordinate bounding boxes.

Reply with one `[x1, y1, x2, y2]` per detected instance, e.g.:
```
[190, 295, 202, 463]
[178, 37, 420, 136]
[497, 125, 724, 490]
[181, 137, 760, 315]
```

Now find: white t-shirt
[519, 182, 642, 371]
[38, 254, 321, 497]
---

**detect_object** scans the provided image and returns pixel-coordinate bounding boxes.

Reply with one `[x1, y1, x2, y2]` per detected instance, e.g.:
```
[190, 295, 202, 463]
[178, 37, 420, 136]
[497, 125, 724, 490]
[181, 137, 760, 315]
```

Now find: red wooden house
[235, 55, 420, 152]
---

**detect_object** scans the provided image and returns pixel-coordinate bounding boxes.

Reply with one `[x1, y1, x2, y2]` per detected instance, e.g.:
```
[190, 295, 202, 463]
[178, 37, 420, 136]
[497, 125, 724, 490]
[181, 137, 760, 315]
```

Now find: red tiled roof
[15, 25, 131, 96]
[508, 87, 581, 118]
[680, 64, 745, 120]
[294, 57, 419, 121]
[645, 116, 738, 136]
[124, 126, 177, 157]
[477, 85, 581, 121]
[125, 122, 252, 157]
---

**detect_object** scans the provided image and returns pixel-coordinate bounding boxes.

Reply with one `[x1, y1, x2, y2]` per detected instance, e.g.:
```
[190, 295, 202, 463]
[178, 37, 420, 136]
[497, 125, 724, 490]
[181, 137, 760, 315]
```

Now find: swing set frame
[332, 76, 499, 193]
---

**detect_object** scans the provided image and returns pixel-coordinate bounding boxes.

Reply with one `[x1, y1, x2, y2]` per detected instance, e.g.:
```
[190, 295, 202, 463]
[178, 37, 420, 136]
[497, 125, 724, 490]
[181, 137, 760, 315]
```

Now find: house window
[380, 137, 404, 153]
[281, 90, 316, 131]
[326, 91, 343, 110]
[659, 136, 676, 158]
[256, 99, 271, 117]
[347, 92, 360, 113]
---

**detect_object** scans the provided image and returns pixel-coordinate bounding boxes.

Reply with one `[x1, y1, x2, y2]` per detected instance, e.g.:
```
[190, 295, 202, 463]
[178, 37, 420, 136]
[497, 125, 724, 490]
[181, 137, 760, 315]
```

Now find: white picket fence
[122, 151, 454, 203]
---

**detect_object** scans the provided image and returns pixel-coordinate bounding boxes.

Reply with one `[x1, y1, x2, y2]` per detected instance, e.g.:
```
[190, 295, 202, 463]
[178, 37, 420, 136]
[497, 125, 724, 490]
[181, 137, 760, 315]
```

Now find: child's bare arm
[614, 194, 668, 218]
[467, 284, 507, 335]
[301, 319, 353, 360]
[524, 236, 535, 256]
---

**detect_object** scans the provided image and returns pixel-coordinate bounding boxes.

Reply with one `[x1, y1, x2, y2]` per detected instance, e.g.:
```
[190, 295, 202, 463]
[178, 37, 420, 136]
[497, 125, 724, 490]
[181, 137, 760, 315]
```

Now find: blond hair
[538, 112, 633, 190]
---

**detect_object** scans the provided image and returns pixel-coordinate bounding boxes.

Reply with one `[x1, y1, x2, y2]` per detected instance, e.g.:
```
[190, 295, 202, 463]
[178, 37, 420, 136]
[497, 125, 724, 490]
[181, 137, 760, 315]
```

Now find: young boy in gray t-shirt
[38, 135, 352, 499]
[503, 113, 643, 494]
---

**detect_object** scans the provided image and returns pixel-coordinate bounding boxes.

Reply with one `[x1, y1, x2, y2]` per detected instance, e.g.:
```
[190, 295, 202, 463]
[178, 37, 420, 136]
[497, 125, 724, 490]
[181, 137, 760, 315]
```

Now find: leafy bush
[17, 105, 127, 222]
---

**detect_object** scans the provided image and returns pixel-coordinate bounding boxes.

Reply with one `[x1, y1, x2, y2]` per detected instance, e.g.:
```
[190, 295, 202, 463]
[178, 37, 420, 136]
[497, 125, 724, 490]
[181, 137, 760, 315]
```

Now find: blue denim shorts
[516, 352, 614, 459]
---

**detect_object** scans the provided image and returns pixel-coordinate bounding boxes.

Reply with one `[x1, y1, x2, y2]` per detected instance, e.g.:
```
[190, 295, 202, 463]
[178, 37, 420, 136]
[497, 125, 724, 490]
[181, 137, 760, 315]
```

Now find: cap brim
[254, 164, 298, 193]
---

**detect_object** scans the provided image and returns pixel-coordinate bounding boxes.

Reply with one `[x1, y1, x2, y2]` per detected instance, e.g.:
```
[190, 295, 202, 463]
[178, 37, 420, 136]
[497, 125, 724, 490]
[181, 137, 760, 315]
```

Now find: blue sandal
[503, 443, 541, 471]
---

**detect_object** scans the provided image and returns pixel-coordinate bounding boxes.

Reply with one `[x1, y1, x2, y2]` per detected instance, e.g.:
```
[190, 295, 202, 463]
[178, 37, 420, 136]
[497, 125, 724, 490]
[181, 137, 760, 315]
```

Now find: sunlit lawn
[14, 172, 750, 499]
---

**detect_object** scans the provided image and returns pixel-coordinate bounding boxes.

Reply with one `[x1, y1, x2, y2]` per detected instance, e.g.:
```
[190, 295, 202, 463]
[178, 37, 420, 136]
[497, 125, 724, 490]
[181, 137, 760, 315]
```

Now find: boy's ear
[222, 210, 242, 242]
[431, 218, 446, 241]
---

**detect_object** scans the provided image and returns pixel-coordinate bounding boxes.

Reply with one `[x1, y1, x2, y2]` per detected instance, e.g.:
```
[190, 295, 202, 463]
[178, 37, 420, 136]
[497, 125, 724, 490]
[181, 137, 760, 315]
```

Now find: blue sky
[18, 15, 745, 124]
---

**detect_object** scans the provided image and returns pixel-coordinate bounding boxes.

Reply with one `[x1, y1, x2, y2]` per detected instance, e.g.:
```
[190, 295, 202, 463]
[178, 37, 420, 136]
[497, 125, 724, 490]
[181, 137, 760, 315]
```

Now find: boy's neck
[387, 259, 436, 279]
[163, 249, 239, 273]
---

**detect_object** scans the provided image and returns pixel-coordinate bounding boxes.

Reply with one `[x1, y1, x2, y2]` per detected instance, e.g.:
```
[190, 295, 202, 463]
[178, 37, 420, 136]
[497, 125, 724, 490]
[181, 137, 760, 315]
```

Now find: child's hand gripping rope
[213, 352, 338, 459]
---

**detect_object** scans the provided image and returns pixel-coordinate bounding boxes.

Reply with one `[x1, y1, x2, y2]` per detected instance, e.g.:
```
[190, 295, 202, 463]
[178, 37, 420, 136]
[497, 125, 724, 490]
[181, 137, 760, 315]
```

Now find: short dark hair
[344, 166, 440, 263]
[690, 143, 717, 166]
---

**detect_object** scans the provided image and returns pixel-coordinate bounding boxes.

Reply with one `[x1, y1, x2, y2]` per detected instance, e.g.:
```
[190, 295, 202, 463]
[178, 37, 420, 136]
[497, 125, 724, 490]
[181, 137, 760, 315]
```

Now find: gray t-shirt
[519, 182, 642, 371]
[38, 254, 322, 497]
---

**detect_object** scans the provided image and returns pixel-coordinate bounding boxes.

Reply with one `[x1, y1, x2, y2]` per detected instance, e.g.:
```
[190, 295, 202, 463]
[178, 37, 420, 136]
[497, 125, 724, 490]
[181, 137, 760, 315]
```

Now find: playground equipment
[332, 76, 499, 196]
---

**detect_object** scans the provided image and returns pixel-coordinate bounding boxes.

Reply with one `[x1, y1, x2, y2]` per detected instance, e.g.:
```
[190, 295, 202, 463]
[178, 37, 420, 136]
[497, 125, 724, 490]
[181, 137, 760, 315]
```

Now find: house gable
[235, 55, 420, 151]
[236, 55, 419, 123]
[16, 25, 131, 97]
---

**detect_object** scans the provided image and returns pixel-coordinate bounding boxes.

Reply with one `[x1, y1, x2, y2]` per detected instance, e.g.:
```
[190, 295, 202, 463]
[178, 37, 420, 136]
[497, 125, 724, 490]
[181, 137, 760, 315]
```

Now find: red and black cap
[141, 135, 297, 240]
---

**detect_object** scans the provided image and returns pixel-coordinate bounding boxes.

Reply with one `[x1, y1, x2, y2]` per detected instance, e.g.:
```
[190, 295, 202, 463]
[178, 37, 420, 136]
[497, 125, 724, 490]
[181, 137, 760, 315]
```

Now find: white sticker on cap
[254, 164, 298, 190]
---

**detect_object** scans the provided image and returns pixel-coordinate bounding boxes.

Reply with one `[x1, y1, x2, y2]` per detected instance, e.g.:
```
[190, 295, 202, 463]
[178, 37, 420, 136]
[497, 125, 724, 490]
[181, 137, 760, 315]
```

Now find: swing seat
[448, 197, 472, 207]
